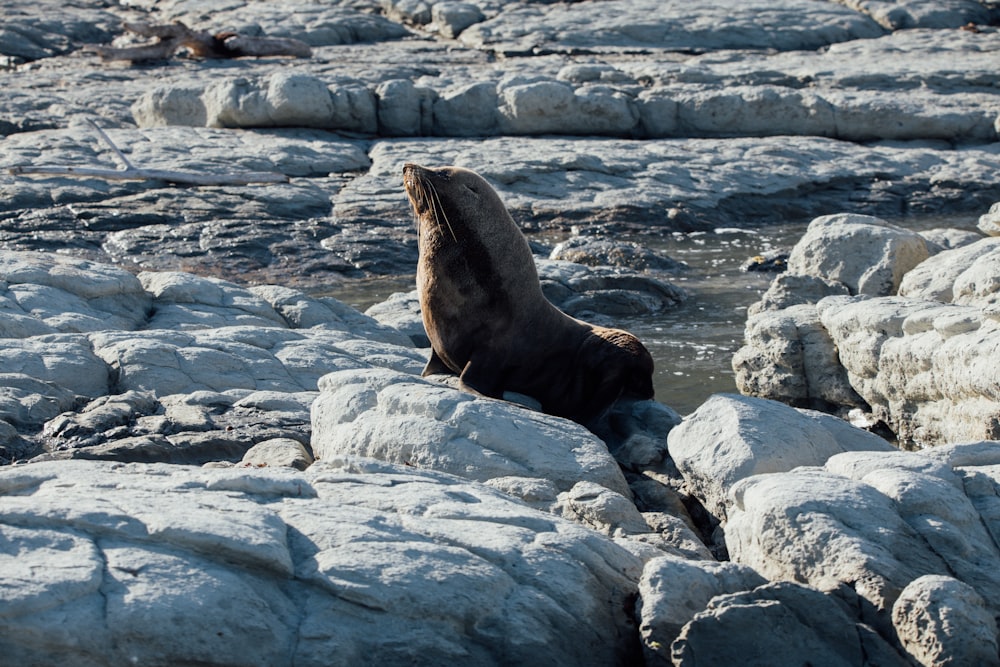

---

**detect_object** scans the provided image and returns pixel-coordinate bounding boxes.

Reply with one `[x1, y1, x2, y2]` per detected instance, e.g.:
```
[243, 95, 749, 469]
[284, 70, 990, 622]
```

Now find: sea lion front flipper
[422, 347, 453, 377]
[458, 358, 504, 399]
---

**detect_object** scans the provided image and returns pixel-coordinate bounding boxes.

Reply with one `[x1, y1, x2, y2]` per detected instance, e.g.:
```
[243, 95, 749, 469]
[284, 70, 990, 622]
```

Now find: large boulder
[892, 575, 1000, 667]
[670, 582, 908, 667]
[0, 250, 151, 334]
[898, 237, 1000, 303]
[0, 458, 643, 666]
[726, 447, 1000, 628]
[818, 294, 1000, 445]
[785, 213, 930, 296]
[636, 555, 766, 665]
[732, 303, 865, 411]
[667, 393, 893, 520]
[311, 367, 631, 496]
[980, 202, 1000, 236]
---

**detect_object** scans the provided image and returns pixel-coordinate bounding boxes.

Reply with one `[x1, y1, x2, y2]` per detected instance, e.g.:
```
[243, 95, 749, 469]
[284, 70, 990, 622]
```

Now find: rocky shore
[3, 1, 1000, 665]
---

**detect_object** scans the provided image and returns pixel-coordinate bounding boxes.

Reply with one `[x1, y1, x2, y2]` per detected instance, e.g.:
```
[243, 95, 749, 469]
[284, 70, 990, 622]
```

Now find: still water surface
[323, 216, 977, 417]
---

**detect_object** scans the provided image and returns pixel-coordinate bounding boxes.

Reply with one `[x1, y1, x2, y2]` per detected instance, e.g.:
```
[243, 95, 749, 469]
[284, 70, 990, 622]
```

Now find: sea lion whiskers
[425, 178, 458, 242]
[406, 169, 458, 242]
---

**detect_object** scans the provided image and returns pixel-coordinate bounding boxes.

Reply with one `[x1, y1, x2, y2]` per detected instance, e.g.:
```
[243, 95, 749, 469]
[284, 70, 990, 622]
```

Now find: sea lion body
[402, 163, 654, 428]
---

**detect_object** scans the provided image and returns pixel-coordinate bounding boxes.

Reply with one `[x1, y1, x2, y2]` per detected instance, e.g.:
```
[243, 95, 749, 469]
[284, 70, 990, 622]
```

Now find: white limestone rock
[898, 237, 1000, 303]
[726, 467, 951, 614]
[431, 2, 485, 38]
[785, 213, 931, 296]
[637, 555, 766, 665]
[667, 393, 893, 520]
[0, 250, 151, 334]
[556, 480, 649, 537]
[892, 575, 1000, 667]
[0, 458, 643, 666]
[459, 0, 883, 53]
[240, 437, 313, 470]
[0, 336, 111, 427]
[311, 367, 631, 496]
[140, 271, 289, 330]
[980, 202, 1000, 237]
[818, 294, 1000, 446]
[726, 446, 1000, 634]
[88, 326, 425, 397]
[497, 80, 639, 136]
[836, 0, 992, 30]
[732, 303, 865, 410]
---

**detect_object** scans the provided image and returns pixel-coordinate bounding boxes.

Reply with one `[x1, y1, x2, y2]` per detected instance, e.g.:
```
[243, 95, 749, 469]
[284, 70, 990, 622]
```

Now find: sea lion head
[593, 327, 655, 400]
[403, 163, 511, 243]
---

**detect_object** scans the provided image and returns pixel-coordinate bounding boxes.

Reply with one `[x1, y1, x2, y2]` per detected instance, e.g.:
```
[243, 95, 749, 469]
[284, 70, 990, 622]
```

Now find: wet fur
[403, 163, 654, 429]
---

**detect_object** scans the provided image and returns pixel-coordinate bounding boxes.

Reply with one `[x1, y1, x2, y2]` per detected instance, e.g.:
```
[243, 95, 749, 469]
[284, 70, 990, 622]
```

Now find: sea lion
[402, 163, 654, 429]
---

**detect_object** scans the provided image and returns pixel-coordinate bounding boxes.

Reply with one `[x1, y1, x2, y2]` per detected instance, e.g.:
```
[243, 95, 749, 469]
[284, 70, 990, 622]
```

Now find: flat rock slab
[459, 0, 885, 54]
[3, 0, 1000, 288]
[0, 458, 644, 666]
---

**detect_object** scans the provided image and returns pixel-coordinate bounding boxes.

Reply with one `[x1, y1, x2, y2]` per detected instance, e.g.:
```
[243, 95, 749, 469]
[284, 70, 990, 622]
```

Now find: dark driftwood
[88, 21, 312, 62]
[8, 120, 290, 186]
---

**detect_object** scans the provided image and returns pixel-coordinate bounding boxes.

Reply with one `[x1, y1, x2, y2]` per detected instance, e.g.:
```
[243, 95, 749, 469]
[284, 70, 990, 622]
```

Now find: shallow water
[324, 215, 979, 417]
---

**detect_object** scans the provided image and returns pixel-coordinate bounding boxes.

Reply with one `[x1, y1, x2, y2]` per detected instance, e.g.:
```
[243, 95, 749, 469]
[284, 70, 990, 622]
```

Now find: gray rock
[550, 236, 685, 272]
[600, 398, 682, 471]
[919, 226, 985, 251]
[671, 582, 909, 667]
[727, 467, 950, 615]
[981, 202, 1000, 236]
[837, 0, 993, 30]
[725, 446, 1000, 632]
[431, 2, 485, 39]
[381, 0, 434, 26]
[898, 237, 1000, 303]
[557, 480, 650, 537]
[0, 250, 151, 334]
[746, 273, 850, 315]
[736, 214, 1000, 445]
[0, 336, 111, 427]
[0, 458, 643, 666]
[637, 555, 766, 664]
[0, 1, 118, 63]
[537, 259, 685, 318]
[375, 79, 436, 136]
[460, 0, 884, 54]
[431, 81, 499, 136]
[818, 294, 1000, 446]
[497, 80, 639, 136]
[151, 1, 411, 46]
[363, 289, 429, 347]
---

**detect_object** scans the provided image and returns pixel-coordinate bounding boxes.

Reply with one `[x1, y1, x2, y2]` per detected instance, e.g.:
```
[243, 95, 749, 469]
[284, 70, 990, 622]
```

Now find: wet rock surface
[4, 1, 1000, 665]
[3, 0, 1000, 287]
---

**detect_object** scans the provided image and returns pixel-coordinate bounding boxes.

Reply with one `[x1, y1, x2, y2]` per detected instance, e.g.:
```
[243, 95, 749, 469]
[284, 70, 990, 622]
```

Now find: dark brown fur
[403, 163, 654, 429]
